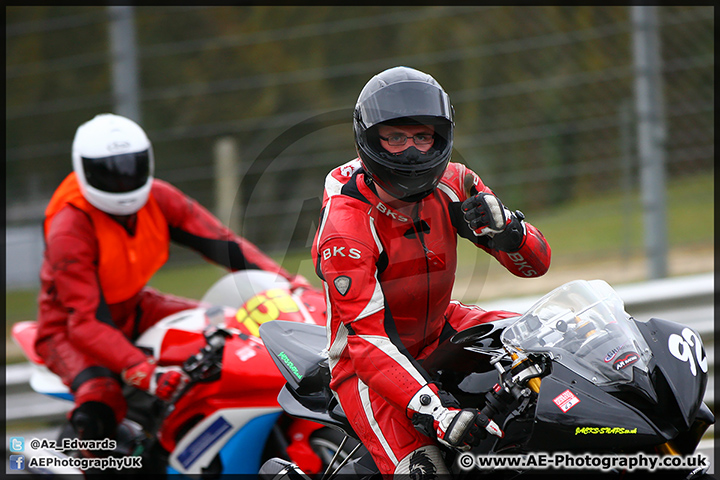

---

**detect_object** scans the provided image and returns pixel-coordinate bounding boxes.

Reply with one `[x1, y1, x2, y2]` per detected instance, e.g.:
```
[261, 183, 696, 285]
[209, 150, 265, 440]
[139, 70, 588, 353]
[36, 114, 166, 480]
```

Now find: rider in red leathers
[311, 67, 551, 475]
[36, 113, 309, 443]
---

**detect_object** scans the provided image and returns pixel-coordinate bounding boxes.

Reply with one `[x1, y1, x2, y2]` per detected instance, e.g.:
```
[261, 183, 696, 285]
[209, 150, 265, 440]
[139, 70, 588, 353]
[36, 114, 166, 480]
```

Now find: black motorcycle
[258, 279, 714, 479]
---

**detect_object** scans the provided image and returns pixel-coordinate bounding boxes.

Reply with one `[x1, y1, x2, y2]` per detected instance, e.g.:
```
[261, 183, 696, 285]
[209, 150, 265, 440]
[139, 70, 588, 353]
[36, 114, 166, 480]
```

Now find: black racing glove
[462, 192, 509, 235]
[461, 193, 526, 252]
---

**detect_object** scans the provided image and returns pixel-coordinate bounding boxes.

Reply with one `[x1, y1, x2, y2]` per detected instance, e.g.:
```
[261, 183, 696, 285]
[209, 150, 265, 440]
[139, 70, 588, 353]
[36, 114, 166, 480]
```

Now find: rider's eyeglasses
[379, 133, 434, 147]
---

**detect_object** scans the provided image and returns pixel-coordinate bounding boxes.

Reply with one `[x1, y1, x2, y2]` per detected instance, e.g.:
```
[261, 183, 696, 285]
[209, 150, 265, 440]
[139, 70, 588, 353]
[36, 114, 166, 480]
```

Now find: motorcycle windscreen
[201, 270, 291, 310]
[501, 279, 653, 387]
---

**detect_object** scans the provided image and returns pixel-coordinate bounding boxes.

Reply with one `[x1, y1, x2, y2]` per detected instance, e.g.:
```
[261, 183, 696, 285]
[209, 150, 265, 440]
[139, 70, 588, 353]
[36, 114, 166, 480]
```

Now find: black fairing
[523, 363, 672, 451]
[517, 317, 712, 452]
[259, 320, 329, 395]
[260, 316, 713, 457]
[259, 321, 356, 436]
[426, 316, 713, 455]
[422, 316, 519, 377]
[634, 317, 709, 429]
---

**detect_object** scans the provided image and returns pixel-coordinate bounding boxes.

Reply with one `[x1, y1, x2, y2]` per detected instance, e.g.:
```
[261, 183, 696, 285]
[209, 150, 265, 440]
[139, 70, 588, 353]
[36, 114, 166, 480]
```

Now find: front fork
[480, 349, 544, 423]
[490, 349, 543, 396]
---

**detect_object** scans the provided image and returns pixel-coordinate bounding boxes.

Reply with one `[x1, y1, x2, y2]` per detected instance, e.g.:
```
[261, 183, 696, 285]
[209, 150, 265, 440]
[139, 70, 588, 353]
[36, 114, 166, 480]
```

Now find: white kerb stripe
[358, 378, 398, 466]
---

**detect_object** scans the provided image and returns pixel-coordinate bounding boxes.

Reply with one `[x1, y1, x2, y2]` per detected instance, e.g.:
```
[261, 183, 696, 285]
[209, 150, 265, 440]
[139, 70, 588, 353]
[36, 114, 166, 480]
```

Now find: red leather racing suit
[312, 159, 551, 474]
[36, 174, 294, 422]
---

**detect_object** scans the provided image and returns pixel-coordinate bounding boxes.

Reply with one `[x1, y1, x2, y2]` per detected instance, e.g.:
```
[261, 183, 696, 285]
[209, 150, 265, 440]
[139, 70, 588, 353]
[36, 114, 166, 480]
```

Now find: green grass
[146, 262, 229, 300]
[5, 290, 39, 326]
[456, 173, 714, 265]
[5, 173, 713, 328]
[532, 173, 714, 256]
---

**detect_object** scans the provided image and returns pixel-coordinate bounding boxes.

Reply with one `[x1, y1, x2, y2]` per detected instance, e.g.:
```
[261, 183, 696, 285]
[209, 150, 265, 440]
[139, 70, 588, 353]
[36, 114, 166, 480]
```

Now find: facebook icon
[9, 455, 25, 470]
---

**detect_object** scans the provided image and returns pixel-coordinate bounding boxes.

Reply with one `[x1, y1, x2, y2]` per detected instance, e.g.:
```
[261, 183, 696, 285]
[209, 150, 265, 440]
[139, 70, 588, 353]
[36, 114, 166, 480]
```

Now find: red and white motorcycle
[12, 270, 350, 477]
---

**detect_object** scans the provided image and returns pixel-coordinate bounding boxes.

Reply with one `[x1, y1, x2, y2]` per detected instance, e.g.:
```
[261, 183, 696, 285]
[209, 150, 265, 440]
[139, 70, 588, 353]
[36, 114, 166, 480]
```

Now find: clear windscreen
[500, 280, 652, 386]
[201, 270, 291, 309]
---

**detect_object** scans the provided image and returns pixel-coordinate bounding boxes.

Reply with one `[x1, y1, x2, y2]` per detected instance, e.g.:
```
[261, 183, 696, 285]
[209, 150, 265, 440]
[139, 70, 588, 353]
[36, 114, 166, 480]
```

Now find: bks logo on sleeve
[322, 246, 362, 260]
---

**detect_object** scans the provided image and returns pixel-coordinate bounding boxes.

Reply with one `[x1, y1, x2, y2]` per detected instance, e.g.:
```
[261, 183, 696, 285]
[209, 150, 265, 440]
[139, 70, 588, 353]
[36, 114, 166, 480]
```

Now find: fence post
[619, 99, 635, 262]
[108, 6, 141, 123]
[632, 5, 668, 279]
[214, 137, 241, 234]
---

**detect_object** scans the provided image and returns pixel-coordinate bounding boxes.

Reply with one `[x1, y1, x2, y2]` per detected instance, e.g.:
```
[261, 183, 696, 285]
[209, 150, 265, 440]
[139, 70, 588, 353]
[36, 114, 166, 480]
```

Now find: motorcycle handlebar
[182, 326, 231, 382]
[159, 326, 232, 411]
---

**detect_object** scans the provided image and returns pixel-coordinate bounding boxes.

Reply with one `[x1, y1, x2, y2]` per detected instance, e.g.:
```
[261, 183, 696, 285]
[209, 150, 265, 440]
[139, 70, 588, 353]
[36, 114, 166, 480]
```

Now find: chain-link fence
[6, 6, 714, 288]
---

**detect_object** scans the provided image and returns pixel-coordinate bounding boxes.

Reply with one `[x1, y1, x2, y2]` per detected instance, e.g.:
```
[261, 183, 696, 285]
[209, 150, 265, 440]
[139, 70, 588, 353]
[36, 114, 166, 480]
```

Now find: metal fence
[6, 6, 714, 287]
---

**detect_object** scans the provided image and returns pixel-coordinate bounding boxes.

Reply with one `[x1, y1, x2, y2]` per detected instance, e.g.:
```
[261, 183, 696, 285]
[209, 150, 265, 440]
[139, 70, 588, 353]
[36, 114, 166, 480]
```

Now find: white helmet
[72, 113, 154, 215]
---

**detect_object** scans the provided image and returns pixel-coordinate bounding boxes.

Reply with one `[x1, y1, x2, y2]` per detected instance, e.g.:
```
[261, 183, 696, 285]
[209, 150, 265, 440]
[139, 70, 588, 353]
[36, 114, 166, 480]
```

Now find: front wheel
[308, 427, 362, 472]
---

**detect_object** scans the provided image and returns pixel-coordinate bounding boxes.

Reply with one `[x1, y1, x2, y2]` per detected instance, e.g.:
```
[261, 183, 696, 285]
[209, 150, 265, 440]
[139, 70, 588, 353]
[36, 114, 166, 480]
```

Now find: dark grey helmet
[353, 66, 454, 202]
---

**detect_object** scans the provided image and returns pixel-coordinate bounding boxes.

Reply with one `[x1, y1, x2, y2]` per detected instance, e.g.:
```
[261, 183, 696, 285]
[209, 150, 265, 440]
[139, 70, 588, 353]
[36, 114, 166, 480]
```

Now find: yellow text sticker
[235, 289, 300, 336]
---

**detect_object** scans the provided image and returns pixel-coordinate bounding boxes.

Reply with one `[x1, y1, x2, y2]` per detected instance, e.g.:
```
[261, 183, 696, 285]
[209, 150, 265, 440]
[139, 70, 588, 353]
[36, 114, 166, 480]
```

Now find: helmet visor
[82, 149, 151, 193]
[356, 81, 453, 128]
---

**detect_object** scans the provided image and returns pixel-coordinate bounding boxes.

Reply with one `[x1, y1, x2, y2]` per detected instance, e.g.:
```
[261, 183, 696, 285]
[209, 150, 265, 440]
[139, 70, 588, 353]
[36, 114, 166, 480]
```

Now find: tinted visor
[356, 81, 453, 128]
[82, 149, 151, 193]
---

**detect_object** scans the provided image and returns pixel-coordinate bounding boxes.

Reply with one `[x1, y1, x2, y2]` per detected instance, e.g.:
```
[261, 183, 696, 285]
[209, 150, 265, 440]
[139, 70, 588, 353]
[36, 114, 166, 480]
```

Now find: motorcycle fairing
[29, 366, 72, 401]
[278, 384, 354, 435]
[11, 321, 44, 364]
[167, 407, 281, 476]
[160, 331, 288, 452]
[421, 317, 519, 377]
[217, 411, 283, 474]
[135, 307, 209, 357]
[201, 270, 291, 309]
[522, 362, 674, 451]
[260, 321, 356, 436]
[11, 270, 331, 477]
[634, 317, 709, 430]
[11, 321, 73, 400]
[259, 320, 330, 395]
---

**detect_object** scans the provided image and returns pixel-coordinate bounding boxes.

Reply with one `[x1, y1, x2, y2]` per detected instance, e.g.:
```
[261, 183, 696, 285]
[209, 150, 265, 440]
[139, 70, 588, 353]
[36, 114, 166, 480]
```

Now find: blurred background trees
[6, 6, 714, 290]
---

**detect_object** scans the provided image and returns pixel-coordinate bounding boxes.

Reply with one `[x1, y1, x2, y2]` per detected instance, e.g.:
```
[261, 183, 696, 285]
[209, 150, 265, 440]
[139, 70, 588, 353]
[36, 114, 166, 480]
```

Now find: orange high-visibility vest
[44, 173, 169, 304]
